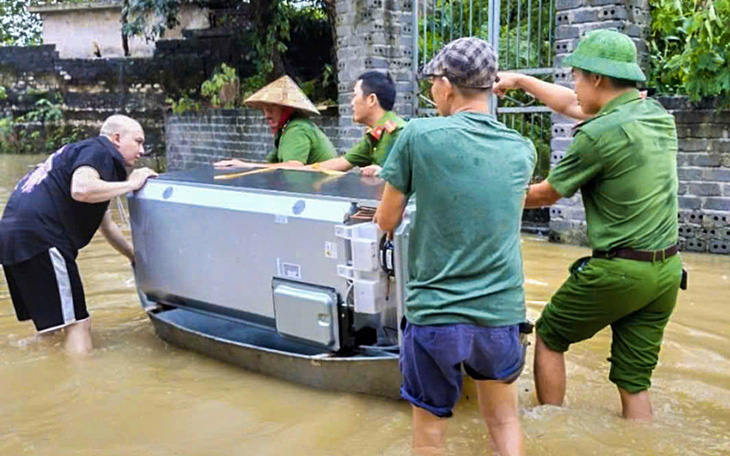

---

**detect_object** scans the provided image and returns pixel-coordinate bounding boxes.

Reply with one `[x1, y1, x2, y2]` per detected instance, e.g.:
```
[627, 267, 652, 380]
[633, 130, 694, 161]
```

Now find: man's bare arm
[99, 210, 134, 261]
[214, 159, 306, 170]
[525, 180, 563, 208]
[374, 183, 408, 232]
[309, 157, 354, 172]
[213, 159, 265, 169]
[360, 164, 382, 177]
[269, 160, 305, 169]
[71, 166, 157, 204]
[493, 72, 589, 121]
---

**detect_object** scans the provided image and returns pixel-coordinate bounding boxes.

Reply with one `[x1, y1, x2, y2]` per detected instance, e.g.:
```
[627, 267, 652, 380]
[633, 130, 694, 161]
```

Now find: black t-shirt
[0, 136, 127, 265]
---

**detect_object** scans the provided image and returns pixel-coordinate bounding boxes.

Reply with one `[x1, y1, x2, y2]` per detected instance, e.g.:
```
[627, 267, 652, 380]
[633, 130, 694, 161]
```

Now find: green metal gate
[412, 0, 556, 178]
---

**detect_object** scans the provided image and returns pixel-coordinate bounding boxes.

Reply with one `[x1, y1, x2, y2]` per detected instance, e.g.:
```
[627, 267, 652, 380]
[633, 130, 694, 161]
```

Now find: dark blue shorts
[400, 322, 525, 418]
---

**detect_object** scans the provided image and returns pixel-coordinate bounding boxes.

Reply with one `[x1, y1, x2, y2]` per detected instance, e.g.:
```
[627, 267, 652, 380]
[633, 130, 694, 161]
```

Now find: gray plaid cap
[420, 37, 499, 89]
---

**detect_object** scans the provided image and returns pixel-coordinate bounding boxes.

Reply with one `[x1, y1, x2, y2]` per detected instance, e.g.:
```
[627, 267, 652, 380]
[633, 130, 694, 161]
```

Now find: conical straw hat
[244, 75, 320, 116]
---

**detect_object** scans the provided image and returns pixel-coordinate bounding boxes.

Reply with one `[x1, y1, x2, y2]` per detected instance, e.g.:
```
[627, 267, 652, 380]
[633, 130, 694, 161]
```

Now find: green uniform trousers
[536, 254, 682, 393]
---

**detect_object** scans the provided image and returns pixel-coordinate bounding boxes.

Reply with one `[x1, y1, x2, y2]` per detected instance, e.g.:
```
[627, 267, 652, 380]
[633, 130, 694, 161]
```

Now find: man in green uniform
[376, 37, 535, 456]
[493, 30, 681, 420]
[312, 71, 406, 177]
[215, 75, 335, 169]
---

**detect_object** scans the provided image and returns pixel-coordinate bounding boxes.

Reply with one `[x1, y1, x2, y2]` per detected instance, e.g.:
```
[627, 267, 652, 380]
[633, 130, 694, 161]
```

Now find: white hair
[99, 114, 142, 137]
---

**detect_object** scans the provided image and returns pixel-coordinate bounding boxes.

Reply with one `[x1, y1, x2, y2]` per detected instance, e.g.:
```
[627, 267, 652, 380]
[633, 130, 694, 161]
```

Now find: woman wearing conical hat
[215, 76, 335, 169]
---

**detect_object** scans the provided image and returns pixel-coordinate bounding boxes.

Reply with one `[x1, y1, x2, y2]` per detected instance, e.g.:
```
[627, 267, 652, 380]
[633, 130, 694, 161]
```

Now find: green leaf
[673, 0, 683, 14]
[705, 20, 713, 40]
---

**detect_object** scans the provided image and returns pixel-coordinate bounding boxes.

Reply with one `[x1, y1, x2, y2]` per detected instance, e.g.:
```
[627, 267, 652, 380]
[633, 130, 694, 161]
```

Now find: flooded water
[0, 154, 728, 455]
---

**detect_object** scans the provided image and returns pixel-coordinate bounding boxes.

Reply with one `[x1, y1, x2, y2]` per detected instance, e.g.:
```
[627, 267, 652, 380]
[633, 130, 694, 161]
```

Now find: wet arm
[374, 183, 407, 232]
[99, 210, 134, 262]
[71, 166, 156, 203]
[71, 166, 135, 203]
[310, 157, 354, 172]
[268, 160, 305, 169]
[496, 72, 589, 121]
[213, 159, 266, 169]
[525, 180, 562, 208]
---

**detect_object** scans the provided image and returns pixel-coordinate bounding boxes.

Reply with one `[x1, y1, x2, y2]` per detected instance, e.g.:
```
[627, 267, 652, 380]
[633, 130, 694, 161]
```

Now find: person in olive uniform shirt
[215, 75, 335, 169]
[494, 30, 681, 420]
[312, 71, 406, 177]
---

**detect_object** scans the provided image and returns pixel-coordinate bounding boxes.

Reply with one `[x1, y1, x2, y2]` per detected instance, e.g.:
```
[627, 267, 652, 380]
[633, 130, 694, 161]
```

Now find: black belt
[592, 244, 679, 262]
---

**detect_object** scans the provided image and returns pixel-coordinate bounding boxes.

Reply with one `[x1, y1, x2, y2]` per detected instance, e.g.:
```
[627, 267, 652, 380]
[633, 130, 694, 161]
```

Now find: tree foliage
[649, 0, 730, 104]
[0, 0, 42, 46]
[201, 63, 240, 108]
[122, 0, 182, 41]
[1, 93, 85, 154]
[124, 0, 336, 101]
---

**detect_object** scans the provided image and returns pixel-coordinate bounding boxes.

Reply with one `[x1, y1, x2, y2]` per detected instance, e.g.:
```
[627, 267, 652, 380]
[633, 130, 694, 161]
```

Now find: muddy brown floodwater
[1, 154, 728, 455]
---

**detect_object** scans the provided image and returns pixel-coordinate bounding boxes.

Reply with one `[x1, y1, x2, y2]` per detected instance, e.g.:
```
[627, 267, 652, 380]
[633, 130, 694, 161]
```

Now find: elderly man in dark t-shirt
[0, 115, 157, 355]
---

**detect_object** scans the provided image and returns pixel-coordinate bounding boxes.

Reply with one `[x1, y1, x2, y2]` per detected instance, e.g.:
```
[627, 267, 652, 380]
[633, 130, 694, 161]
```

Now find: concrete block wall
[659, 97, 730, 254]
[165, 109, 340, 171]
[335, 0, 416, 150]
[549, 0, 651, 247]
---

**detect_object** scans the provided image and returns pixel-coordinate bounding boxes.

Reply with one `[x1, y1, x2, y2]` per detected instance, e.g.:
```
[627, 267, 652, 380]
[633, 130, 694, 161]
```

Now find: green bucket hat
[563, 30, 646, 82]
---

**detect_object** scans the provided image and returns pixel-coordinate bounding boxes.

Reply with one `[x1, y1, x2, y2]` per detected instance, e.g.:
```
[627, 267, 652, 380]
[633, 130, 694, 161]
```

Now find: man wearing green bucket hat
[493, 29, 681, 420]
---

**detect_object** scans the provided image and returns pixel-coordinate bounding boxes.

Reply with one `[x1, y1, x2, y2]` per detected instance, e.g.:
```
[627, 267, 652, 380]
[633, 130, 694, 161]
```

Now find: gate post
[487, 0, 500, 115]
[335, 0, 417, 152]
[548, 0, 651, 245]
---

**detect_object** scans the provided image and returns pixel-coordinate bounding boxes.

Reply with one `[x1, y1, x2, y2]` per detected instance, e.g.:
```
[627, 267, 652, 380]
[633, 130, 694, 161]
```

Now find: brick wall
[166, 109, 341, 170]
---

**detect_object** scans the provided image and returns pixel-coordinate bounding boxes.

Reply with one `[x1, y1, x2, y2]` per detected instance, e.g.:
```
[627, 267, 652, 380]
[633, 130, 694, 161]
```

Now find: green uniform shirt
[547, 90, 679, 252]
[343, 111, 407, 167]
[380, 112, 536, 327]
[266, 116, 336, 164]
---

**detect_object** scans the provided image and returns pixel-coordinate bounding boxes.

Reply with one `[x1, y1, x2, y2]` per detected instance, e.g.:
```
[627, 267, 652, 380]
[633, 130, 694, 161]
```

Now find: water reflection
[0, 154, 728, 455]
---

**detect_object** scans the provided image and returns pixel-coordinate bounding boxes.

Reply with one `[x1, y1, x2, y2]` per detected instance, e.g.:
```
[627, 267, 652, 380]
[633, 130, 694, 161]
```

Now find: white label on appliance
[275, 214, 288, 224]
[324, 241, 338, 259]
[281, 262, 302, 280]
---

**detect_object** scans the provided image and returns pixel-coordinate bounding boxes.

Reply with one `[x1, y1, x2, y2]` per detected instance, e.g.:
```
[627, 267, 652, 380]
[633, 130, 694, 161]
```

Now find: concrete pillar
[335, 0, 416, 152]
[549, 0, 651, 245]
